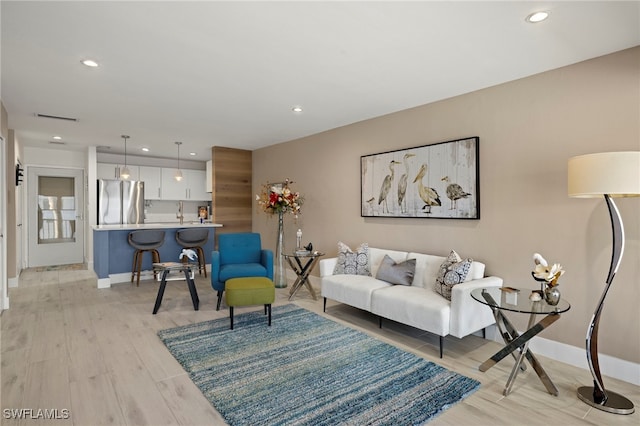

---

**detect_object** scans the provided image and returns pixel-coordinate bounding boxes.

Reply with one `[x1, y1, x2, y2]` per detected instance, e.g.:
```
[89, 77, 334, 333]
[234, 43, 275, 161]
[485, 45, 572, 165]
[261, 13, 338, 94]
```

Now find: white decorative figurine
[179, 249, 198, 261]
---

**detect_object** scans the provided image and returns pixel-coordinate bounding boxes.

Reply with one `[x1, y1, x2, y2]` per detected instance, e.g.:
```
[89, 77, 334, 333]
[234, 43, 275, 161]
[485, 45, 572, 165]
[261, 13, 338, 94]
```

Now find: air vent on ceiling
[36, 113, 78, 122]
[49, 140, 67, 145]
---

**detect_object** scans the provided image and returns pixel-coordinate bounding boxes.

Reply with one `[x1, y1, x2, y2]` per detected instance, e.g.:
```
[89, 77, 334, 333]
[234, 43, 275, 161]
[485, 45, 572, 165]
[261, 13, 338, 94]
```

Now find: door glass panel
[37, 176, 76, 244]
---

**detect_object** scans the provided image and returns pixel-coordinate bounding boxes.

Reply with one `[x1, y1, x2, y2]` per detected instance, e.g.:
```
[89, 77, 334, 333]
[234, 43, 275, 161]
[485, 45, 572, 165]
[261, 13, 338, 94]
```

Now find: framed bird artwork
[360, 136, 479, 219]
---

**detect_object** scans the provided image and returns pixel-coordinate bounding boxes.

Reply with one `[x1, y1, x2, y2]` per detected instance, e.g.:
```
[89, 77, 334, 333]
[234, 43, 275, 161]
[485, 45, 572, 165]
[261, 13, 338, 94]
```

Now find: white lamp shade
[174, 169, 183, 182]
[120, 166, 130, 180]
[568, 151, 640, 198]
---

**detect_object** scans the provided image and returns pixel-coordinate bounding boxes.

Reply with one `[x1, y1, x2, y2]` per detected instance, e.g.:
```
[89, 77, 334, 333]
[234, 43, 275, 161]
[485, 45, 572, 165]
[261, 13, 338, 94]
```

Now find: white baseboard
[485, 325, 639, 386]
[528, 335, 640, 387]
[8, 276, 18, 288]
[1, 295, 9, 310]
[97, 278, 111, 289]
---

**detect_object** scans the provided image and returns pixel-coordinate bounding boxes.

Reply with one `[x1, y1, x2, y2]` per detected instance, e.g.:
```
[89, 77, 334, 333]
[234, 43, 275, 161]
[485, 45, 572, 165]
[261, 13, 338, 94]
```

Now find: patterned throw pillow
[333, 242, 371, 276]
[434, 250, 473, 300]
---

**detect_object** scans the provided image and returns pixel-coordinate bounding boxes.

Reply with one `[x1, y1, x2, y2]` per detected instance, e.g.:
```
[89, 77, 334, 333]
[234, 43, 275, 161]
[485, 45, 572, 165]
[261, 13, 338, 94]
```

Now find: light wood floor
[1, 267, 638, 426]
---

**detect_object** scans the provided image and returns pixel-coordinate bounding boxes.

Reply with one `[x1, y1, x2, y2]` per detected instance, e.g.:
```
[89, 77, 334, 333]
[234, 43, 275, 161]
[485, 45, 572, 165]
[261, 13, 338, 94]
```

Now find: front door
[27, 167, 84, 267]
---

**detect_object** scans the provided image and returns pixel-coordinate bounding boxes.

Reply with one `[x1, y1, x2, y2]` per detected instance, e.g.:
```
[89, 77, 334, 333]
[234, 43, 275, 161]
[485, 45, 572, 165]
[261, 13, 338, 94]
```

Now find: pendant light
[120, 135, 131, 179]
[174, 141, 183, 181]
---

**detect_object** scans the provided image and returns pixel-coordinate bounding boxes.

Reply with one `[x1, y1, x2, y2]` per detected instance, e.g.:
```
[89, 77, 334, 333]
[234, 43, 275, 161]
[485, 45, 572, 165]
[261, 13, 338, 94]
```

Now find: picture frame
[361, 136, 479, 219]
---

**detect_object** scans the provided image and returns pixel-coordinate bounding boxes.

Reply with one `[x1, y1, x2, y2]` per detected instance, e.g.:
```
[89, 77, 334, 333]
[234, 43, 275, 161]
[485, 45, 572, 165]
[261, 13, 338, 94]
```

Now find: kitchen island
[93, 222, 222, 288]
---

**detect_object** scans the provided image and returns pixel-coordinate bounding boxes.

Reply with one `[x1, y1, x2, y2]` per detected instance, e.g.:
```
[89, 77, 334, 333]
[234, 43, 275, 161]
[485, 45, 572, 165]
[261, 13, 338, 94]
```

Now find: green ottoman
[225, 277, 275, 329]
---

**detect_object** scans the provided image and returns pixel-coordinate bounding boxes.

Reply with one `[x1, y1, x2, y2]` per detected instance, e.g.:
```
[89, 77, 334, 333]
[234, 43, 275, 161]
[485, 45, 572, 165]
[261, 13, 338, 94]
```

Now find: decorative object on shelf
[295, 242, 313, 256]
[543, 286, 561, 306]
[174, 141, 183, 182]
[256, 179, 304, 288]
[531, 253, 564, 305]
[529, 291, 542, 302]
[179, 249, 198, 262]
[360, 136, 479, 219]
[296, 229, 302, 250]
[568, 151, 640, 415]
[120, 135, 131, 179]
[15, 163, 23, 186]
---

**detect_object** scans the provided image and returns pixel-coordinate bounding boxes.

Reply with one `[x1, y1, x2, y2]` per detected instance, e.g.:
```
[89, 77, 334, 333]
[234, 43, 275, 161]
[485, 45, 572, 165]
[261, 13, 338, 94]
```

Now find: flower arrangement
[531, 253, 565, 287]
[256, 178, 303, 217]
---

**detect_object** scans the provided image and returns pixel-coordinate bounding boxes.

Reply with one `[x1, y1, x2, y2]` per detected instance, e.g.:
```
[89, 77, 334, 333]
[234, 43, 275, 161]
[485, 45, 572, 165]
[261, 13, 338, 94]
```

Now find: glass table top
[283, 251, 325, 258]
[471, 287, 570, 315]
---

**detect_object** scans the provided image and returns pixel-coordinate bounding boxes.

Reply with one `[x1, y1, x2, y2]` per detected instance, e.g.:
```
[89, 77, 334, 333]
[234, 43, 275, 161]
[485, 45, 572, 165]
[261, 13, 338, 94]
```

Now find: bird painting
[378, 160, 401, 214]
[441, 176, 471, 210]
[365, 197, 375, 215]
[413, 164, 441, 214]
[397, 153, 415, 214]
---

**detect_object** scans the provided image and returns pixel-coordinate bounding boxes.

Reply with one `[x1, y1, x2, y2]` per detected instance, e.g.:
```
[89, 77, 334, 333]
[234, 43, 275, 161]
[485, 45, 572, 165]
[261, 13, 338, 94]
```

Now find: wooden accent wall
[210, 146, 252, 238]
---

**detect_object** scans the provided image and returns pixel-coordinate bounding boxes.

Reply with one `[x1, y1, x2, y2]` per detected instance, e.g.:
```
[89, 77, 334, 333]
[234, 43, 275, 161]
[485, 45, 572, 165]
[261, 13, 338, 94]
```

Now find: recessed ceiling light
[52, 136, 62, 140]
[189, 152, 196, 156]
[292, 106, 303, 113]
[526, 11, 549, 23]
[81, 59, 99, 67]
[141, 147, 150, 152]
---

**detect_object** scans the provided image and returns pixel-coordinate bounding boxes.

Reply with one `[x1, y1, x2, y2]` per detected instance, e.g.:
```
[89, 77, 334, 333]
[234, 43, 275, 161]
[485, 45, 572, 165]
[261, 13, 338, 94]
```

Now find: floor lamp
[568, 151, 640, 415]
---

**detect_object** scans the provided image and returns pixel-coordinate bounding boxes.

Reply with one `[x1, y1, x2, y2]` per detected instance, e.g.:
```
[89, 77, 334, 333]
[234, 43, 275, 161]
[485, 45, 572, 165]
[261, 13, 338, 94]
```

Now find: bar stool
[128, 230, 165, 286]
[175, 228, 209, 277]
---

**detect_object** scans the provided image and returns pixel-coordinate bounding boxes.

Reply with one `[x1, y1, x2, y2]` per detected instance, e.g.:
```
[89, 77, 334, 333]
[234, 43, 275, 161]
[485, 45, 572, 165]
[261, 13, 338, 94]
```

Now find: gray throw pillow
[375, 254, 416, 286]
[333, 242, 371, 276]
[434, 250, 473, 300]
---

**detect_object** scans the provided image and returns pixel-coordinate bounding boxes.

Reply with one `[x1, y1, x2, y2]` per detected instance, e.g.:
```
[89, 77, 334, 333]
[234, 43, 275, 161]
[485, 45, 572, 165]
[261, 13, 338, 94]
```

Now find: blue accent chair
[211, 232, 274, 310]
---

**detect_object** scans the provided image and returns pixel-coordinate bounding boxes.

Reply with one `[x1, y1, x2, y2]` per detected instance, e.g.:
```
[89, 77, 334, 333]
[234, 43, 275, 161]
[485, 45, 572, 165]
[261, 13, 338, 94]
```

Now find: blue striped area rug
[158, 304, 480, 425]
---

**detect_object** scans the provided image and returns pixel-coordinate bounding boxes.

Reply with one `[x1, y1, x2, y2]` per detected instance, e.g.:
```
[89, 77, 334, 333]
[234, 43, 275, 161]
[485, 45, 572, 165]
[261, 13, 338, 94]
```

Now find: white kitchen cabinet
[160, 168, 209, 200]
[184, 169, 209, 201]
[139, 166, 162, 200]
[160, 168, 186, 200]
[97, 163, 120, 180]
[97, 163, 139, 181]
[206, 160, 212, 193]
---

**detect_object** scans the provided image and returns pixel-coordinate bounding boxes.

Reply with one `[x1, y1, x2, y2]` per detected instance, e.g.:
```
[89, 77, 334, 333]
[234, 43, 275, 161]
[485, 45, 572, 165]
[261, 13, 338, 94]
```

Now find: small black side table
[283, 251, 324, 301]
[471, 287, 570, 396]
[152, 262, 200, 314]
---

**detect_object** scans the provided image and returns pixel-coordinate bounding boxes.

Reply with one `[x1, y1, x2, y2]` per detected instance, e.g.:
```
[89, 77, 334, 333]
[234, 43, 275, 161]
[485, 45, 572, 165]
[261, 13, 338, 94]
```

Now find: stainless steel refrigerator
[97, 179, 145, 225]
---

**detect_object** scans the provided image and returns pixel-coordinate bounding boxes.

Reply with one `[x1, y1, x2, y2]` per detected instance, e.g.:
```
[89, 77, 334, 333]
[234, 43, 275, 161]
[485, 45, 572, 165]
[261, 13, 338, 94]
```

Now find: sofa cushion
[434, 250, 473, 300]
[321, 274, 391, 311]
[408, 253, 446, 288]
[371, 286, 450, 336]
[333, 242, 371, 276]
[375, 255, 416, 286]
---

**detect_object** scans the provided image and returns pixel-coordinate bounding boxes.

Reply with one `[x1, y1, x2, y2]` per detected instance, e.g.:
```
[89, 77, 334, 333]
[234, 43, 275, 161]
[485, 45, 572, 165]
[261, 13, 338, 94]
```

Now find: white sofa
[320, 247, 503, 357]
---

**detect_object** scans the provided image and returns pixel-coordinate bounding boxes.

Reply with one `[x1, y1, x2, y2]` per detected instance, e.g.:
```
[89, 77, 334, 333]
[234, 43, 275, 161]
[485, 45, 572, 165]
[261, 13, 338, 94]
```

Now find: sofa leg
[482, 327, 486, 339]
[216, 291, 223, 311]
[323, 297, 327, 312]
[378, 316, 383, 329]
[439, 336, 444, 358]
[229, 306, 234, 330]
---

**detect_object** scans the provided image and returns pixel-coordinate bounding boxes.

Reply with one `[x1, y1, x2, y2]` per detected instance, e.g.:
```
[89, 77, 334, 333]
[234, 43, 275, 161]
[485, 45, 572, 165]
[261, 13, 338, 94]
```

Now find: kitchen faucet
[177, 200, 184, 225]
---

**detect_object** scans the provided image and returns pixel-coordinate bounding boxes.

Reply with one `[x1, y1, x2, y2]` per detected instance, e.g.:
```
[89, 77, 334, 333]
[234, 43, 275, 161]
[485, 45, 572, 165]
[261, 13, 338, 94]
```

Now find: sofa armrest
[449, 276, 503, 338]
[261, 249, 274, 280]
[319, 257, 337, 277]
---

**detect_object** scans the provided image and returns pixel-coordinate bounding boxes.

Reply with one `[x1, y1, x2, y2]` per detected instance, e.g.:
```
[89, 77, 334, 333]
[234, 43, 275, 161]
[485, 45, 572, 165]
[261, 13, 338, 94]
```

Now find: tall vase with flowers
[256, 179, 303, 288]
[531, 253, 565, 305]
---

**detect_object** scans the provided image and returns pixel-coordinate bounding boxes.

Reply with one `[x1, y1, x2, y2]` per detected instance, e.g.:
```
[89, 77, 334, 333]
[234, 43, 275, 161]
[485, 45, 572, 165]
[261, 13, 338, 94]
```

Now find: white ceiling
[2, 1, 639, 162]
